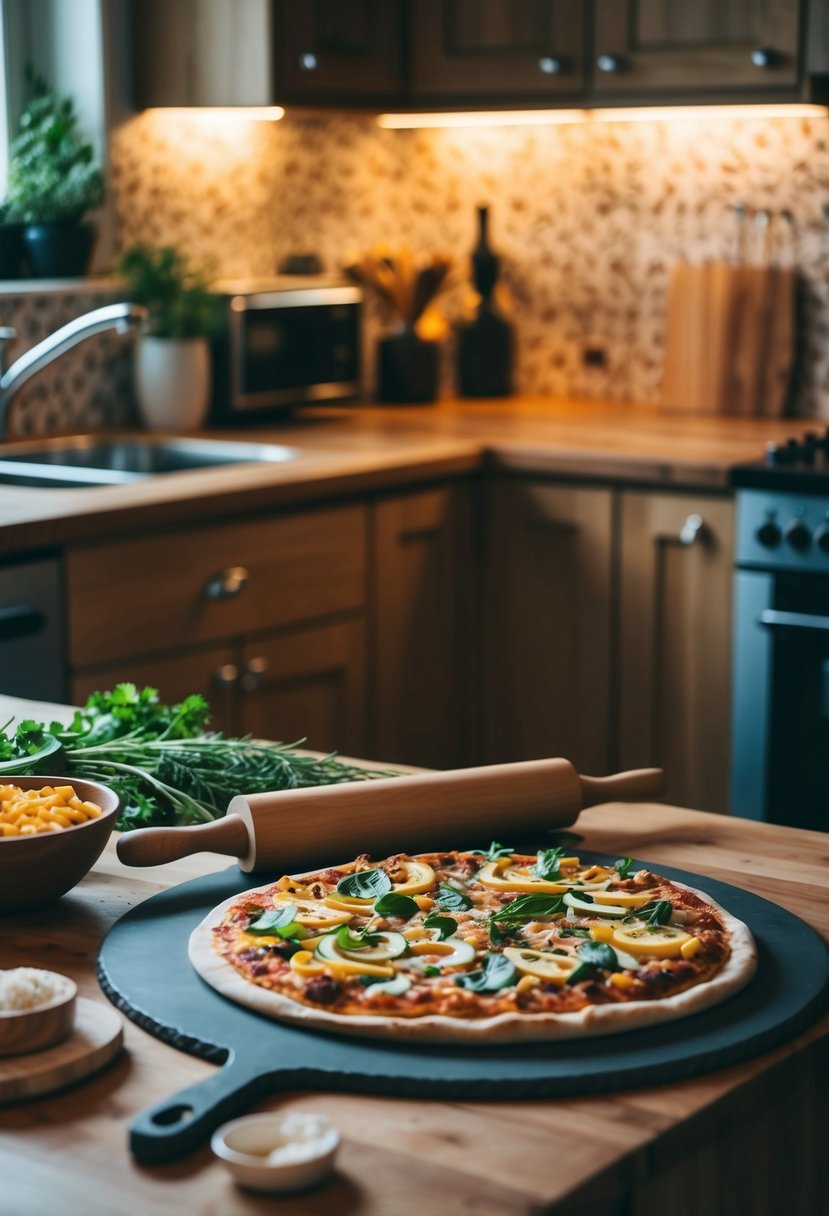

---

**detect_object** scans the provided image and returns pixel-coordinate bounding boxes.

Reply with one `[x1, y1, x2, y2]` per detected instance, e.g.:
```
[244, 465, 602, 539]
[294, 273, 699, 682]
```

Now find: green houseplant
[0, 200, 25, 279]
[119, 245, 221, 431]
[6, 71, 104, 278]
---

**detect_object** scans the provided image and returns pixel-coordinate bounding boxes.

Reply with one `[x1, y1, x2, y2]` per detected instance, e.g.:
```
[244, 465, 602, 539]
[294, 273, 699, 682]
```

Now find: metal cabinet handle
[298, 52, 319, 71]
[679, 514, 706, 546]
[212, 664, 239, 688]
[241, 656, 269, 692]
[204, 565, 249, 600]
[596, 54, 626, 74]
[759, 609, 829, 634]
[538, 56, 566, 76]
[751, 47, 779, 68]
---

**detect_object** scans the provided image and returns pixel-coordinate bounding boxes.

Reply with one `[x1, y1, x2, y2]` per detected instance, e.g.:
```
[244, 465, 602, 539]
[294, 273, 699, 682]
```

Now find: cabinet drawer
[67, 504, 368, 667]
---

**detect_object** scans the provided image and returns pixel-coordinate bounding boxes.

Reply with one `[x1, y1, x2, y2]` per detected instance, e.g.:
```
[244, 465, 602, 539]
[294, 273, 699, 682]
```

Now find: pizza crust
[188, 873, 758, 1045]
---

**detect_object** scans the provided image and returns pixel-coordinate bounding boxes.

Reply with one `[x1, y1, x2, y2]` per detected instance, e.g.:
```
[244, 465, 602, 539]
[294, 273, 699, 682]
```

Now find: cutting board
[661, 263, 795, 416]
[0, 998, 123, 1104]
[97, 855, 829, 1165]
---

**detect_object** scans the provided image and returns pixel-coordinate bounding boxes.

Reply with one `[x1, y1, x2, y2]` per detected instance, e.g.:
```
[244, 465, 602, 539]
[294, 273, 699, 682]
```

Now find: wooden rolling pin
[116, 758, 665, 873]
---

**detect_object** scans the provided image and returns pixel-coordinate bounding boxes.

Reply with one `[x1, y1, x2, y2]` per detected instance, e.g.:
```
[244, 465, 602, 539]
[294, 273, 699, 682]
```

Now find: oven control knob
[785, 520, 812, 551]
[814, 525, 829, 555]
[755, 520, 782, 548]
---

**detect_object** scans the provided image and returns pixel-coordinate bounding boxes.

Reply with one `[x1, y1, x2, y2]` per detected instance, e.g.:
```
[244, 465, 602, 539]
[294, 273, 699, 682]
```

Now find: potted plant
[6, 71, 104, 278]
[0, 201, 25, 280]
[119, 245, 222, 431]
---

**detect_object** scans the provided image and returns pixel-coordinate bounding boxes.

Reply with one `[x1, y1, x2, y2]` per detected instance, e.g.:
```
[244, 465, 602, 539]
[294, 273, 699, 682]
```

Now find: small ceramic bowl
[211, 1112, 340, 1194]
[0, 776, 119, 913]
[0, 969, 77, 1057]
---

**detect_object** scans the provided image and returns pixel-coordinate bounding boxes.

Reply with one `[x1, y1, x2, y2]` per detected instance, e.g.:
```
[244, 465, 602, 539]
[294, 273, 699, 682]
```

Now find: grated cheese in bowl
[0, 967, 71, 1012]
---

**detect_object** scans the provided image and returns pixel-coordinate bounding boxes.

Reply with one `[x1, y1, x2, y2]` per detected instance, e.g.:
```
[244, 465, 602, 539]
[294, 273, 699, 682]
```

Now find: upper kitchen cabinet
[409, 1, 585, 102]
[273, 0, 405, 105]
[592, 0, 803, 100]
[132, 0, 274, 108]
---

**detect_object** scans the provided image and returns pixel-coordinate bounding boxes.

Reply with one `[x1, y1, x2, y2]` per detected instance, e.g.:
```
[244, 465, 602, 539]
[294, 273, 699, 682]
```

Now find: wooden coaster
[0, 997, 123, 1104]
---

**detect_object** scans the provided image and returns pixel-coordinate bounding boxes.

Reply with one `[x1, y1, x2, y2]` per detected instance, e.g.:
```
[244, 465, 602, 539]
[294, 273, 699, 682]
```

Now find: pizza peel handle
[116, 759, 664, 872]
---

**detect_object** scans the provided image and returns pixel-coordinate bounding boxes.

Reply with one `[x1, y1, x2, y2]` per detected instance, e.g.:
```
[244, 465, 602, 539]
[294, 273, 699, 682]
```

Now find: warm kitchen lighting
[144, 107, 285, 122]
[377, 103, 827, 129]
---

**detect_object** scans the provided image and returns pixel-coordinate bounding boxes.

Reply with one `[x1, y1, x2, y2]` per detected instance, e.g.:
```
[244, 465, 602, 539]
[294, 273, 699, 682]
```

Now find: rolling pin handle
[116, 814, 250, 867]
[579, 768, 666, 807]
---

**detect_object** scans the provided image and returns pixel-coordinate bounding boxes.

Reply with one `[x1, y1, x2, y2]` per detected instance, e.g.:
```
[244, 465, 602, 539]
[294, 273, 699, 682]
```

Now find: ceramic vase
[134, 335, 211, 432]
[23, 222, 96, 279]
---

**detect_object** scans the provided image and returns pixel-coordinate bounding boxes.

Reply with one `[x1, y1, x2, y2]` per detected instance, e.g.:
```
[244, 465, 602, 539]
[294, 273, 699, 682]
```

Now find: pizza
[188, 846, 757, 1043]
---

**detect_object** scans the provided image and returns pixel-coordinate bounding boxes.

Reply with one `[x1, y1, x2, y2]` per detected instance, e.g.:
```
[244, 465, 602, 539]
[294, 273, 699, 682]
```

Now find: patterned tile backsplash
[5, 107, 829, 434]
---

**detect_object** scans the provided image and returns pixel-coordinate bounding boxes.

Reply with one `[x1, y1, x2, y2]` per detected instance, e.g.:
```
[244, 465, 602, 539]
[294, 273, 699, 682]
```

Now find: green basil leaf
[492, 893, 564, 924]
[614, 855, 634, 879]
[423, 913, 458, 941]
[566, 961, 597, 986]
[436, 883, 472, 912]
[423, 965, 441, 977]
[638, 899, 673, 926]
[455, 951, 517, 993]
[336, 868, 392, 900]
[533, 846, 568, 881]
[247, 905, 298, 936]
[334, 924, 382, 951]
[558, 927, 590, 938]
[374, 891, 418, 919]
[469, 841, 514, 861]
[576, 940, 620, 971]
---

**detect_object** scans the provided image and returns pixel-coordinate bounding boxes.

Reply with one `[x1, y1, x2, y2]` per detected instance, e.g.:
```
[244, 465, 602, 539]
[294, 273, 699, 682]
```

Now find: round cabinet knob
[755, 519, 782, 548]
[679, 513, 706, 546]
[204, 565, 250, 600]
[596, 54, 626, 74]
[241, 656, 269, 692]
[785, 520, 811, 552]
[814, 525, 829, 555]
[751, 47, 779, 68]
[538, 56, 565, 75]
[213, 664, 239, 689]
[298, 52, 319, 71]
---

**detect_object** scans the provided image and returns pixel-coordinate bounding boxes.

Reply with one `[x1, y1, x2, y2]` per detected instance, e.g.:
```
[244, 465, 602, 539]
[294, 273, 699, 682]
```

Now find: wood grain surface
[0, 997, 122, 1105]
[0, 803, 826, 1216]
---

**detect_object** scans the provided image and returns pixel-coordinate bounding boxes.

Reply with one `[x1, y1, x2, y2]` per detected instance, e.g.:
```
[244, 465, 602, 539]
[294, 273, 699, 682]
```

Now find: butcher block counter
[0, 712, 826, 1215]
[0, 397, 803, 553]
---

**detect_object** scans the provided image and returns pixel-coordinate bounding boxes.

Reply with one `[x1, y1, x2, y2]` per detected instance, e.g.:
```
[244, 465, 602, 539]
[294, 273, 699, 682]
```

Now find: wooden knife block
[661, 263, 795, 417]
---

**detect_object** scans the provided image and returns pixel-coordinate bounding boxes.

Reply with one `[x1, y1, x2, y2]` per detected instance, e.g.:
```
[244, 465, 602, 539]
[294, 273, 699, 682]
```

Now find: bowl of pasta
[0, 777, 119, 912]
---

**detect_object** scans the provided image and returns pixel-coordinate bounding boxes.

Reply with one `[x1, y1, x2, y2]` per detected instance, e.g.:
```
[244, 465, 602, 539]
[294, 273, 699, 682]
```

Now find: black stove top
[730, 428, 829, 493]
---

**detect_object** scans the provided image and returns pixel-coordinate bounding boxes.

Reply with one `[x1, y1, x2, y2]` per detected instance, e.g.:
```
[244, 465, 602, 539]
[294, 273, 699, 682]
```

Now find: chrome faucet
[0, 303, 147, 440]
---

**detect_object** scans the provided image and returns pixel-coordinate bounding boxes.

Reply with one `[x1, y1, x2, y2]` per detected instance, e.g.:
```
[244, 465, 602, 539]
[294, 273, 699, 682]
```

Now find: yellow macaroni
[0, 784, 102, 836]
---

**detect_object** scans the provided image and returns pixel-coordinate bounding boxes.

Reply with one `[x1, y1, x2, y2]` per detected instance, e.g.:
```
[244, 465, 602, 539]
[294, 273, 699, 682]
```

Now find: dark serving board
[97, 855, 829, 1164]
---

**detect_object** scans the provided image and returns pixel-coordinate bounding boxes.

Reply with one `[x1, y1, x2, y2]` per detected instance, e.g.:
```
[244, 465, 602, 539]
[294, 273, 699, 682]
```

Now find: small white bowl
[211, 1111, 340, 1194]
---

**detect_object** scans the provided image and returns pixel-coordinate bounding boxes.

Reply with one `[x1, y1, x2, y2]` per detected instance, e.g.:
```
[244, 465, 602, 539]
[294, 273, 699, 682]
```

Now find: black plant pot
[0, 224, 26, 279]
[377, 329, 439, 404]
[23, 221, 96, 278]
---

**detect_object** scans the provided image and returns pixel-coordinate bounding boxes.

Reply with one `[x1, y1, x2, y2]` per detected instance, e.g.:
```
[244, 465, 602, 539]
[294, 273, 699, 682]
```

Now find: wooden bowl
[0, 777, 119, 913]
[0, 970, 77, 1057]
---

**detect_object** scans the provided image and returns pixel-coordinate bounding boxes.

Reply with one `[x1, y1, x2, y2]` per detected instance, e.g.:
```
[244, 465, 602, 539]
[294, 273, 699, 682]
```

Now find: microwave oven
[209, 278, 362, 422]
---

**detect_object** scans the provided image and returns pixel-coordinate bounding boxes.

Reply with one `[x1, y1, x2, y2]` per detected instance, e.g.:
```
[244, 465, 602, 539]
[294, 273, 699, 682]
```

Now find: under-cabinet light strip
[376, 104, 828, 129]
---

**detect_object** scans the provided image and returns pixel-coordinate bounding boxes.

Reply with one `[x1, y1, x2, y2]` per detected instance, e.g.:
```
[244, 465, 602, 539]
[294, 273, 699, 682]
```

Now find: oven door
[732, 568, 829, 830]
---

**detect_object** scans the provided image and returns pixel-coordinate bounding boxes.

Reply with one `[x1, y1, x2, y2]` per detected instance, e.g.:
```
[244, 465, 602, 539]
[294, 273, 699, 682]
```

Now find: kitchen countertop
[0, 695, 825, 1216]
[0, 397, 805, 553]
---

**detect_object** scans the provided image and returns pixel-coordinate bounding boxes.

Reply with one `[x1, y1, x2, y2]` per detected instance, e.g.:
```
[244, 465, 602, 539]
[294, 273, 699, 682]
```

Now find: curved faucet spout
[0, 302, 147, 441]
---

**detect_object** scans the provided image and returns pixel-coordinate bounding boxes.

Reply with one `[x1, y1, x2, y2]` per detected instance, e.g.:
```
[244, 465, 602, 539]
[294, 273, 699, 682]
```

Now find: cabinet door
[618, 491, 733, 813]
[410, 0, 584, 100]
[371, 484, 473, 769]
[239, 619, 367, 758]
[482, 479, 613, 774]
[71, 645, 239, 737]
[274, 0, 404, 103]
[132, 0, 273, 108]
[593, 0, 801, 97]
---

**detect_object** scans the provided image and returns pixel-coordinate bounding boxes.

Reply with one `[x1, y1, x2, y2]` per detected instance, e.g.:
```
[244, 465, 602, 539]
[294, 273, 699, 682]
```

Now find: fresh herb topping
[491, 893, 564, 924]
[374, 891, 418, 919]
[423, 965, 441, 977]
[334, 924, 382, 951]
[436, 883, 473, 912]
[336, 868, 393, 900]
[423, 913, 458, 940]
[455, 952, 518, 994]
[533, 846, 568, 881]
[247, 905, 302, 938]
[614, 855, 635, 880]
[566, 939, 620, 985]
[469, 841, 514, 861]
[638, 899, 673, 926]
[558, 926, 590, 938]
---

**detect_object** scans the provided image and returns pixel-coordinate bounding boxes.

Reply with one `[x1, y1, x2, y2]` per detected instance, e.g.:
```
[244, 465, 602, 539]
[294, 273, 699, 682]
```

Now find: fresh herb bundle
[0, 683, 395, 832]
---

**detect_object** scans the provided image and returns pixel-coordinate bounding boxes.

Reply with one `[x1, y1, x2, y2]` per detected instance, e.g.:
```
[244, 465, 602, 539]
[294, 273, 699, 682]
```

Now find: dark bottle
[457, 205, 513, 398]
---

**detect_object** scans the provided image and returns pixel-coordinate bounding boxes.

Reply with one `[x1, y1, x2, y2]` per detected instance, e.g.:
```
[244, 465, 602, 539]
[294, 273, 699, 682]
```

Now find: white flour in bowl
[0, 968, 67, 1011]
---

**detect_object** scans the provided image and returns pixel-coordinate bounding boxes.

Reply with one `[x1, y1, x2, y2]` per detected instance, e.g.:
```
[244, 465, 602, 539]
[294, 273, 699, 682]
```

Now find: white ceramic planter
[134, 335, 211, 432]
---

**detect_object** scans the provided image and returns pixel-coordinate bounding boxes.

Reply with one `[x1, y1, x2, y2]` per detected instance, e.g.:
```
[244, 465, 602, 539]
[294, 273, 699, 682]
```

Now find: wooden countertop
[0, 397, 803, 554]
[0, 797, 826, 1214]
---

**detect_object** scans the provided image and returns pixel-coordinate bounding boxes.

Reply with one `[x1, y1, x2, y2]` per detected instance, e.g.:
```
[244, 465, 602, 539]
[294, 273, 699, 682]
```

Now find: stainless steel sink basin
[0, 436, 298, 488]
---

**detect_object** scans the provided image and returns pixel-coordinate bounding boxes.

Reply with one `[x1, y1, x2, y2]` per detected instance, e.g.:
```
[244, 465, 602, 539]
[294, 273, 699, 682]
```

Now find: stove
[730, 430, 829, 832]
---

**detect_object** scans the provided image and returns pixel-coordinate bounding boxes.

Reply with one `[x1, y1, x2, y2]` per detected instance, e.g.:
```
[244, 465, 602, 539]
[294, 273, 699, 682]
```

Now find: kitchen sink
[0, 436, 298, 488]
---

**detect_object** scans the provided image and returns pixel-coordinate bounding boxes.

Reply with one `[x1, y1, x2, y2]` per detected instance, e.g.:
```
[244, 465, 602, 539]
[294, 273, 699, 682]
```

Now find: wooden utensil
[0, 997, 122, 1105]
[661, 263, 742, 415]
[116, 759, 665, 872]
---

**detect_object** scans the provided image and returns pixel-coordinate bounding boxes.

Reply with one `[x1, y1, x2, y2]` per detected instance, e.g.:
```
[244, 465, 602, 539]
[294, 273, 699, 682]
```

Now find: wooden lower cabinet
[370, 483, 473, 769]
[239, 618, 367, 758]
[617, 490, 734, 813]
[482, 478, 613, 774]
